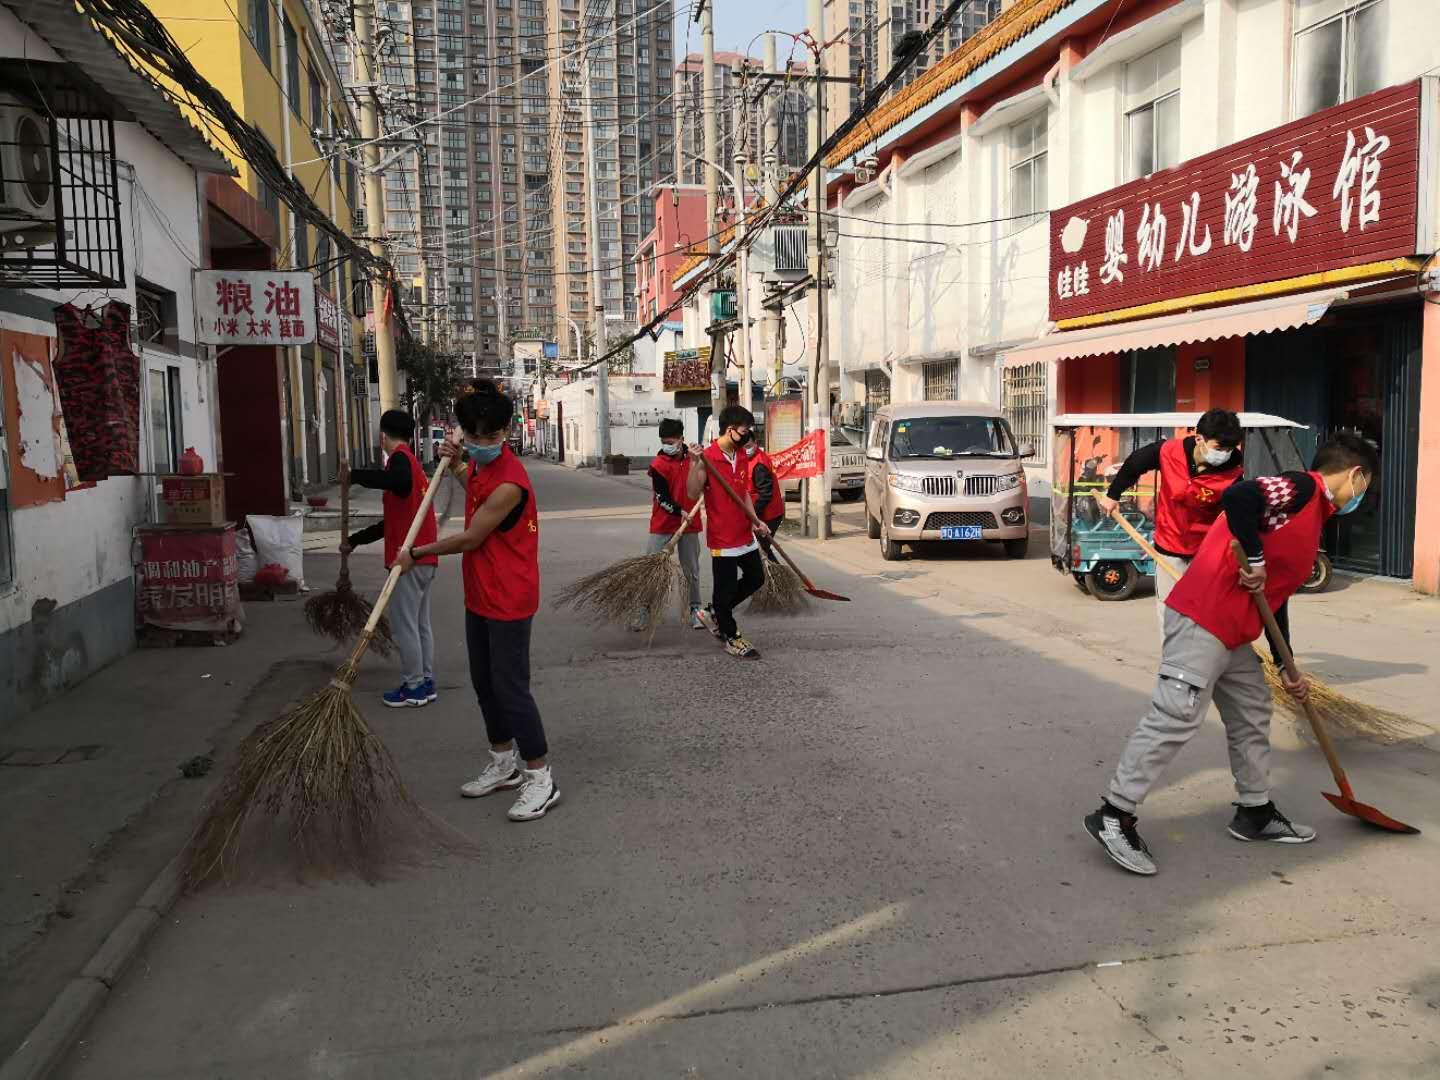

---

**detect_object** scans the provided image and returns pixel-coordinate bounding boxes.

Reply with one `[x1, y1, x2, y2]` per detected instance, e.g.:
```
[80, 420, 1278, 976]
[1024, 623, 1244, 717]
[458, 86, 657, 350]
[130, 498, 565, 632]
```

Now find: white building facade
[830, 0, 1440, 522]
[0, 3, 233, 719]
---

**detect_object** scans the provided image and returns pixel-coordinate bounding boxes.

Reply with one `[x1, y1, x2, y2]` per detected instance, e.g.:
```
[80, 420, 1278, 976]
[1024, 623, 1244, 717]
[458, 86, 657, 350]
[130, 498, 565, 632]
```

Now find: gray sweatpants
[1108, 607, 1272, 813]
[390, 563, 436, 688]
[1153, 554, 1190, 636]
[645, 530, 702, 609]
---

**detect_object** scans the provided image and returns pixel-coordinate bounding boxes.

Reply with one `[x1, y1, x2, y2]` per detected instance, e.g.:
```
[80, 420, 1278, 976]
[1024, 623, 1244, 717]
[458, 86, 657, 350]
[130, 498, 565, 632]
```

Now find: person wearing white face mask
[634, 418, 704, 630]
[1095, 408, 1245, 632]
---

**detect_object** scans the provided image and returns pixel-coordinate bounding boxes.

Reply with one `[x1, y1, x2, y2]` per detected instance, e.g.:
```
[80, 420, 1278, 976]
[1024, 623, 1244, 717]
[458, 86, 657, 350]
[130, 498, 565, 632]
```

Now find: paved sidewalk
[0, 564, 393, 1062]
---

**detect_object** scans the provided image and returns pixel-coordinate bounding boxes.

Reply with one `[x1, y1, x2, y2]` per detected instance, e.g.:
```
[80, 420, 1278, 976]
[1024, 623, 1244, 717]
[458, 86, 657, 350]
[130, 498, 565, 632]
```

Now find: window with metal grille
[922, 358, 958, 400]
[135, 282, 175, 349]
[1001, 361, 1047, 464]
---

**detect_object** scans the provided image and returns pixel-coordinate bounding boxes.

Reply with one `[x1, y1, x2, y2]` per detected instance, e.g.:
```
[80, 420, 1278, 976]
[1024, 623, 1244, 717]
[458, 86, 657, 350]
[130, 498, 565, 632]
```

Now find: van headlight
[994, 471, 1024, 493]
[887, 472, 925, 493]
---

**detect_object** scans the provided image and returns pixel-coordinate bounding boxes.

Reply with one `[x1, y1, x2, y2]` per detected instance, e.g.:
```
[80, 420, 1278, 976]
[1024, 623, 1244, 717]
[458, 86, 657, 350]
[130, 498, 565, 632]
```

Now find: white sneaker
[459, 748, 523, 798]
[507, 765, 561, 821]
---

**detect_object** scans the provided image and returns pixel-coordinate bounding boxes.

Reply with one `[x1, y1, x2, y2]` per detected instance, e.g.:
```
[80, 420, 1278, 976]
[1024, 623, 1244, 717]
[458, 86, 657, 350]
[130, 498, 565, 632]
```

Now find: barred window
[1001, 361, 1047, 464]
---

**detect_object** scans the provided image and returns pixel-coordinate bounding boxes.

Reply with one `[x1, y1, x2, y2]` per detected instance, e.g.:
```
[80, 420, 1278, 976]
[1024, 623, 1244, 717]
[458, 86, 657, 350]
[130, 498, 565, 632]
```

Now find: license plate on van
[939, 526, 983, 540]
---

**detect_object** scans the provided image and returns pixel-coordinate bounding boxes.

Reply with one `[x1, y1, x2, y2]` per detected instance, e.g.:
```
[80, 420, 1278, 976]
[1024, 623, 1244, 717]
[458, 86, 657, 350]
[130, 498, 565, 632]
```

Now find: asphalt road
[58, 459, 1440, 1078]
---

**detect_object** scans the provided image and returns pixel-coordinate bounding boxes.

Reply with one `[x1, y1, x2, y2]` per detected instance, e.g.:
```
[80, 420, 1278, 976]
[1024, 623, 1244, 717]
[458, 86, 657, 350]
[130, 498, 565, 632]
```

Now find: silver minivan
[863, 401, 1032, 561]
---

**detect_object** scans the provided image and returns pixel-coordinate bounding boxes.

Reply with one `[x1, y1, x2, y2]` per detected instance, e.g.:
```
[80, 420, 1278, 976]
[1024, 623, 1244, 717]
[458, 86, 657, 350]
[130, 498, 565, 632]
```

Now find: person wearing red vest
[685, 405, 771, 659]
[747, 441, 786, 563]
[635, 417, 704, 630]
[1096, 408, 1245, 629]
[399, 379, 559, 822]
[1085, 434, 1378, 876]
[344, 409, 438, 708]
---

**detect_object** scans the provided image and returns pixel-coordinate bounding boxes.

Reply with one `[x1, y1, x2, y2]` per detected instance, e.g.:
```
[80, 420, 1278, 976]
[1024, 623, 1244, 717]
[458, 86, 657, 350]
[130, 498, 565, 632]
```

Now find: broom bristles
[304, 579, 394, 656]
[747, 560, 811, 615]
[183, 662, 469, 889]
[1260, 655, 1424, 743]
[554, 550, 683, 631]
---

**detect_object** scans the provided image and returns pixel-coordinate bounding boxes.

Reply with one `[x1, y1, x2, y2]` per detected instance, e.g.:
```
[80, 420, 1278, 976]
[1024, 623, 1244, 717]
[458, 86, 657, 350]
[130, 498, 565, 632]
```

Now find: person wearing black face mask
[635, 418, 704, 630]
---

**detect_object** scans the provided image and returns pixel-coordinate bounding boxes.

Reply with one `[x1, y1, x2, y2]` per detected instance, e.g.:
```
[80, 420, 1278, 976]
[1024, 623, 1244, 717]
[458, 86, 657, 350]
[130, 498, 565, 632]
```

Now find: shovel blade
[1323, 790, 1421, 834]
[803, 585, 851, 602]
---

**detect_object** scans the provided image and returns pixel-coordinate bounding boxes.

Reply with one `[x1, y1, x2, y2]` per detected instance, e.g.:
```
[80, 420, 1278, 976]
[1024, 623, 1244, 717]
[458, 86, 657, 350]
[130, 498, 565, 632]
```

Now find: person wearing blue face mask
[1085, 433, 1379, 877]
[397, 379, 559, 822]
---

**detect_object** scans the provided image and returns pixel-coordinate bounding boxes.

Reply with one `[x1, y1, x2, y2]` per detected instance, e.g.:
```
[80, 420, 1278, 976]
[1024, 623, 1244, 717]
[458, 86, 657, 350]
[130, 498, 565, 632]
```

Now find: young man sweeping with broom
[686, 405, 770, 659]
[343, 409, 438, 708]
[1084, 433, 1378, 875]
[397, 380, 559, 822]
[635, 417, 704, 631]
[1094, 408, 1244, 630]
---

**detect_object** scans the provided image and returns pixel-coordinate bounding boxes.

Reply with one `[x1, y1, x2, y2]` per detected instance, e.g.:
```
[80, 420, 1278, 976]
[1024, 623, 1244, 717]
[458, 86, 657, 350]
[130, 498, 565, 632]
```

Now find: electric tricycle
[1049, 412, 1326, 600]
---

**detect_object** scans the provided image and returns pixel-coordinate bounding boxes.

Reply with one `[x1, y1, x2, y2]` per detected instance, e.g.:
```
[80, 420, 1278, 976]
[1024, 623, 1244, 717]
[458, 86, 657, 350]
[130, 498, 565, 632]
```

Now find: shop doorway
[1245, 302, 1421, 578]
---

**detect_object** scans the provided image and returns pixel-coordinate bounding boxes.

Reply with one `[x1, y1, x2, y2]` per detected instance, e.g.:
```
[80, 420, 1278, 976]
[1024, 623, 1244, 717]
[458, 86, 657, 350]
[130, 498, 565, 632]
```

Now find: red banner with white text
[771, 429, 827, 480]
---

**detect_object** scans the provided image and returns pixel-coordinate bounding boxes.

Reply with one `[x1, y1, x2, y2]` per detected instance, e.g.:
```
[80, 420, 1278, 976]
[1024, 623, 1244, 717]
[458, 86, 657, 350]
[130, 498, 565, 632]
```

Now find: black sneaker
[1084, 803, 1158, 876]
[1227, 802, 1316, 844]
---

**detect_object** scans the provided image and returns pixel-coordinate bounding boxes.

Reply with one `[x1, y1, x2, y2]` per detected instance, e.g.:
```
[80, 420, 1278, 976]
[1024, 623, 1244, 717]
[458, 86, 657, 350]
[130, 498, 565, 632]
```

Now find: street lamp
[685, 151, 753, 415]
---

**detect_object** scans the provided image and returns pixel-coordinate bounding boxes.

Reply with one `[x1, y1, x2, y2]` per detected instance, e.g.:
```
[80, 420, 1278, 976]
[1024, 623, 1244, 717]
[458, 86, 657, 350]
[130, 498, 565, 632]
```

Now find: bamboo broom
[1107, 508, 1419, 742]
[185, 457, 464, 888]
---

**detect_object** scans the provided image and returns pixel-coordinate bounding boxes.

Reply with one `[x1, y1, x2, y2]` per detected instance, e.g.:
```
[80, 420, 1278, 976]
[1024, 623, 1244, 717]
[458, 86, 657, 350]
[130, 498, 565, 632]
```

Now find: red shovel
[1232, 542, 1419, 834]
[698, 453, 850, 602]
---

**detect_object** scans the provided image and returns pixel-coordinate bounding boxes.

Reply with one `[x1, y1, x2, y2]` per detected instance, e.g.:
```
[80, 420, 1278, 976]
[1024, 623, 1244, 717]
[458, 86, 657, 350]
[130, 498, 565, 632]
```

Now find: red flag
[771, 430, 827, 480]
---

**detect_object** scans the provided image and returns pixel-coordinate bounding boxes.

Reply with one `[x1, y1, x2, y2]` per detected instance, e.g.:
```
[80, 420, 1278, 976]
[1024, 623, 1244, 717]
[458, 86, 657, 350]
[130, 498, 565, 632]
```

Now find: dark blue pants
[465, 611, 547, 761]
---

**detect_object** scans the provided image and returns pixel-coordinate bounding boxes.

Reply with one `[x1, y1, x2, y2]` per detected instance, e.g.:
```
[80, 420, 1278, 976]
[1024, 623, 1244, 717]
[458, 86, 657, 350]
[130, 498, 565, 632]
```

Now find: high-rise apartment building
[332, 0, 675, 371]
[821, 0, 1002, 140]
[673, 52, 809, 191]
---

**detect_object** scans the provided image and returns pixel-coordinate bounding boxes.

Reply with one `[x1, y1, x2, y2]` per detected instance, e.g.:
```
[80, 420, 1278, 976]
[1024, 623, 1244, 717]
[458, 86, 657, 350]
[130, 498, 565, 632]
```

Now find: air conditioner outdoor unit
[0, 94, 57, 244]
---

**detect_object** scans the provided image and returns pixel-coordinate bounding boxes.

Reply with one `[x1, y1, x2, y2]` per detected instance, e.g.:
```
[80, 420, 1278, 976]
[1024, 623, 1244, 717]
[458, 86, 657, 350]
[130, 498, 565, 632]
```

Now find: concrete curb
[0, 856, 183, 1080]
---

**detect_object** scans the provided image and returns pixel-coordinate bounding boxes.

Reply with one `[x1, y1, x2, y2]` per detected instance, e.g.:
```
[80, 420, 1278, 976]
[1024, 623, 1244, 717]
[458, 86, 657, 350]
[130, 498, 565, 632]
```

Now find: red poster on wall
[1048, 81, 1424, 323]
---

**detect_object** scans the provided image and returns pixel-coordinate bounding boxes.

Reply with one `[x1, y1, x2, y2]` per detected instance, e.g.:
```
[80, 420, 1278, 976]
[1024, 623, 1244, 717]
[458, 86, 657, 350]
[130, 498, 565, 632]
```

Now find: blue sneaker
[421, 677, 438, 703]
[382, 683, 428, 708]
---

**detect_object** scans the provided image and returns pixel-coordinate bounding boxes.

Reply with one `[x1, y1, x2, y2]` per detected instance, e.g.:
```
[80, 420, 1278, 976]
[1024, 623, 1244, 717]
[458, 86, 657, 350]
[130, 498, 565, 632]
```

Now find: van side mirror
[1017, 442, 1035, 458]
[865, 445, 884, 461]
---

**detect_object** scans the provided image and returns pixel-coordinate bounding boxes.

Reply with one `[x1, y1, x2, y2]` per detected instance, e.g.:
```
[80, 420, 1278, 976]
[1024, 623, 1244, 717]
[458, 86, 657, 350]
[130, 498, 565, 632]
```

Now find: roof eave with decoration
[825, 0, 1094, 173]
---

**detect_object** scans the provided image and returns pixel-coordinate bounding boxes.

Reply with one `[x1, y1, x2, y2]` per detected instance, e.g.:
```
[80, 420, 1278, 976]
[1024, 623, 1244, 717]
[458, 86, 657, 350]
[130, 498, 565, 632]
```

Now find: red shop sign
[1048, 81, 1424, 323]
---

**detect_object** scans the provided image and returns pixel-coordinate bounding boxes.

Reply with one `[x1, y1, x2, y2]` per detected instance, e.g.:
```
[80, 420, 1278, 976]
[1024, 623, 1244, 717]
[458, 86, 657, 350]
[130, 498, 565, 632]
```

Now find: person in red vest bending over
[398, 379, 559, 822]
[1085, 434, 1378, 876]
[1095, 408, 1245, 630]
[343, 409, 438, 709]
[636, 417, 705, 631]
[685, 405, 771, 660]
[747, 437, 786, 563]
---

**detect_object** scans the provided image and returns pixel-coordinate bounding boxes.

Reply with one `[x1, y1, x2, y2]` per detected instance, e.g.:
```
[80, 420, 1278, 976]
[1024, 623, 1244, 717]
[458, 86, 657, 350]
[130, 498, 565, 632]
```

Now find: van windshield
[889, 416, 1015, 459]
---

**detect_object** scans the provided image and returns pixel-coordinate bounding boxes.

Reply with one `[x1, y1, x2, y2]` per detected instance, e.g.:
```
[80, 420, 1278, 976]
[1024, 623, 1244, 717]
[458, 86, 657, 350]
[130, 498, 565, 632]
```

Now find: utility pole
[699, 0, 724, 426]
[582, 32, 610, 465]
[763, 34, 784, 396]
[807, 0, 831, 540]
[353, 0, 400, 414]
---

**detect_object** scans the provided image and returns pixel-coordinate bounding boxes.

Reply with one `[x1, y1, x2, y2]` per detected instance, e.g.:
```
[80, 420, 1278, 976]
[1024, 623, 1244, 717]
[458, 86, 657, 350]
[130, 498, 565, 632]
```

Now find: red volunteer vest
[383, 443, 438, 569]
[462, 446, 540, 620]
[702, 442, 755, 551]
[1152, 438, 1244, 557]
[1166, 472, 1334, 649]
[749, 447, 785, 521]
[648, 451, 703, 535]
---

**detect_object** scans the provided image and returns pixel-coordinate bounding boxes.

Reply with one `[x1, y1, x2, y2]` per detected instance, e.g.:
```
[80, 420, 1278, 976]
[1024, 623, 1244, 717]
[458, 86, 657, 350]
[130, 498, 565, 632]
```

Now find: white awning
[1000, 287, 1350, 367]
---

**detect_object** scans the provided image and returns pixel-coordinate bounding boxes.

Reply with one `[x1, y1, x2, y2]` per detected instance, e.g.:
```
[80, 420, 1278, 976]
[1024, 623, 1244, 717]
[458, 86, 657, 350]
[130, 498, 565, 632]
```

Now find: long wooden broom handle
[660, 498, 704, 554]
[1228, 540, 1353, 797]
[696, 452, 815, 588]
[336, 377, 352, 580]
[1107, 508, 1183, 582]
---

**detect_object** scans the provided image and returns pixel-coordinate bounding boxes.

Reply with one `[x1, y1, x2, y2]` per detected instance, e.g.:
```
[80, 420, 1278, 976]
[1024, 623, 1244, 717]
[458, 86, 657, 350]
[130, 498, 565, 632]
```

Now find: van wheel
[1003, 535, 1029, 559]
[837, 489, 864, 502]
[866, 505, 881, 539]
[1086, 561, 1139, 601]
[880, 524, 904, 561]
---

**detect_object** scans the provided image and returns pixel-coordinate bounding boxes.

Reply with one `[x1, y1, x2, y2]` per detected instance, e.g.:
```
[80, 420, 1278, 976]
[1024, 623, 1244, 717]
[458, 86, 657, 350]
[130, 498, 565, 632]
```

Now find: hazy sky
[674, 0, 811, 61]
